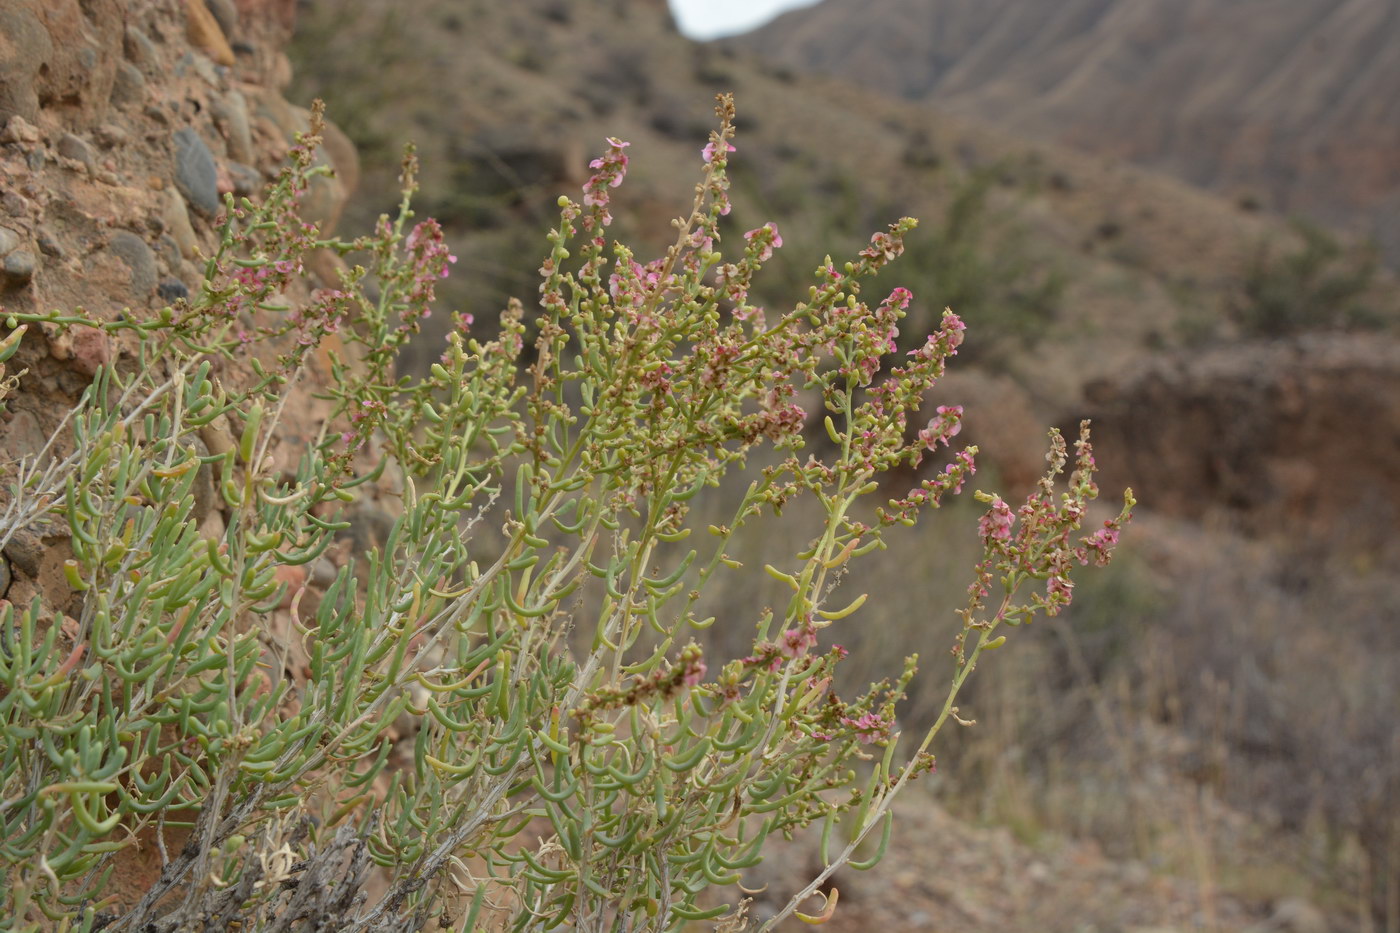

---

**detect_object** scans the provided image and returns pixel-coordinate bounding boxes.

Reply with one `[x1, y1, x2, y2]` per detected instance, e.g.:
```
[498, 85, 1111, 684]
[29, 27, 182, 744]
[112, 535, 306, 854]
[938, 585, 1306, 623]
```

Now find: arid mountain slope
[731, 0, 1400, 264]
[288, 0, 1396, 390]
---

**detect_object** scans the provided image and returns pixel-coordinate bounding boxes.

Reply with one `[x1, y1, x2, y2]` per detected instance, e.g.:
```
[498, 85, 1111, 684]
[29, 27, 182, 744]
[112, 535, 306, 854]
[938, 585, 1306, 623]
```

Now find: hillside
[289, 0, 1399, 515]
[731, 0, 1400, 265]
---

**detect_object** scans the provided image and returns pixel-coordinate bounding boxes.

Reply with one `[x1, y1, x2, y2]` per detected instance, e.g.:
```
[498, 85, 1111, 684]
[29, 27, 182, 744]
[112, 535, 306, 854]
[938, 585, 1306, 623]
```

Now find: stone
[2, 250, 37, 289]
[1, 410, 48, 466]
[124, 26, 159, 75]
[310, 557, 338, 588]
[36, 229, 63, 259]
[56, 368, 88, 397]
[57, 133, 97, 172]
[162, 188, 199, 259]
[226, 161, 261, 197]
[270, 51, 293, 91]
[152, 234, 181, 269]
[198, 413, 236, 459]
[205, 0, 239, 38]
[0, 8, 50, 124]
[157, 279, 189, 303]
[337, 505, 395, 556]
[177, 51, 222, 89]
[1, 191, 29, 216]
[185, 0, 236, 67]
[198, 509, 225, 543]
[172, 128, 220, 216]
[272, 564, 306, 609]
[109, 61, 147, 108]
[3, 525, 46, 578]
[212, 90, 253, 163]
[107, 231, 158, 296]
[1, 116, 40, 145]
[94, 123, 129, 149]
[70, 327, 112, 378]
[255, 92, 308, 142]
[0, 227, 18, 256]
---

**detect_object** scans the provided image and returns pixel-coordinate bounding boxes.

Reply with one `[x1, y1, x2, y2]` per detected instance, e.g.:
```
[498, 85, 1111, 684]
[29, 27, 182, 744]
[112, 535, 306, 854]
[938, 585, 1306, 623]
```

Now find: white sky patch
[668, 0, 824, 40]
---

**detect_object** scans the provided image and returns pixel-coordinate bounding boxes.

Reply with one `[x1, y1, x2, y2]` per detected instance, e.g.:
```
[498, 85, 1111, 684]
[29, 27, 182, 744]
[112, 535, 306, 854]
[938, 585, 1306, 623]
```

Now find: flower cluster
[398, 218, 457, 332]
[582, 136, 630, 231]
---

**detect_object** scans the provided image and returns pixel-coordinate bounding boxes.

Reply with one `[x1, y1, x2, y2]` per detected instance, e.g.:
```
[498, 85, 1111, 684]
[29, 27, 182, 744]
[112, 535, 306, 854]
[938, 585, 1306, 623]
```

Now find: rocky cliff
[731, 0, 1400, 266]
[0, 0, 363, 509]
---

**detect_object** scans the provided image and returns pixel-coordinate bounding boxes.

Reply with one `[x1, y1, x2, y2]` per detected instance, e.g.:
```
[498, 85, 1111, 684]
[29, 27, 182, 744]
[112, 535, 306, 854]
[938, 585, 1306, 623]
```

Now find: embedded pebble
[310, 557, 339, 588]
[3, 525, 46, 577]
[1, 116, 40, 145]
[173, 127, 220, 216]
[157, 278, 189, 302]
[94, 123, 129, 149]
[273, 564, 307, 609]
[212, 90, 253, 163]
[109, 61, 147, 107]
[206, 0, 239, 37]
[70, 327, 112, 378]
[36, 228, 63, 258]
[2, 250, 36, 288]
[162, 188, 199, 258]
[124, 25, 159, 74]
[0, 226, 18, 256]
[57, 133, 96, 171]
[226, 160, 260, 196]
[0, 9, 47, 123]
[107, 230, 158, 296]
[185, 0, 236, 67]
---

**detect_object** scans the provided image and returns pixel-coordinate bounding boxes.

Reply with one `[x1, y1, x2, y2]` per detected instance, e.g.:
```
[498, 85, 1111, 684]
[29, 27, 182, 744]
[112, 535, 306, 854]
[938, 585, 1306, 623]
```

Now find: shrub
[1234, 218, 1384, 336]
[0, 96, 1130, 931]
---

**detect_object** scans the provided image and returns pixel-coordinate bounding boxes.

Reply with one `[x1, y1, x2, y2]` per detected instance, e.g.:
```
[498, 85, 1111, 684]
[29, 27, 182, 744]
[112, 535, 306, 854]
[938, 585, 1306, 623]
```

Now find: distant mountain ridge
[729, 0, 1400, 264]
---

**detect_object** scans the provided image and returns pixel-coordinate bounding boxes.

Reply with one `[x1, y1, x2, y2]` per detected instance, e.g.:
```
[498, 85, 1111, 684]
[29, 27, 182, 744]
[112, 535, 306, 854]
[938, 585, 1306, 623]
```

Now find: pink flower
[918, 405, 963, 450]
[1076, 523, 1121, 566]
[582, 138, 632, 229]
[779, 625, 817, 659]
[743, 222, 783, 262]
[978, 496, 1014, 542]
[702, 139, 736, 163]
[681, 658, 707, 687]
[840, 712, 891, 744]
[941, 449, 977, 494]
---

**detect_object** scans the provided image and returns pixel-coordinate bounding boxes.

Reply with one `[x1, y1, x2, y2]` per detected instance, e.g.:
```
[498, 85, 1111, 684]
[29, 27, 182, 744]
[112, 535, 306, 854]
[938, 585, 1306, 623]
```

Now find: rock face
[732, 0, 1400, 265]
[1081, 333, 1400, 550]
[0, 0, 361, 464]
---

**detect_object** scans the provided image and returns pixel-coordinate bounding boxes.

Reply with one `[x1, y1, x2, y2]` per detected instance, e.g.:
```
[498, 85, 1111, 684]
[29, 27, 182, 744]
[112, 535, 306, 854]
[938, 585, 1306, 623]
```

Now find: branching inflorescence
[0, 95, 1131, 931]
